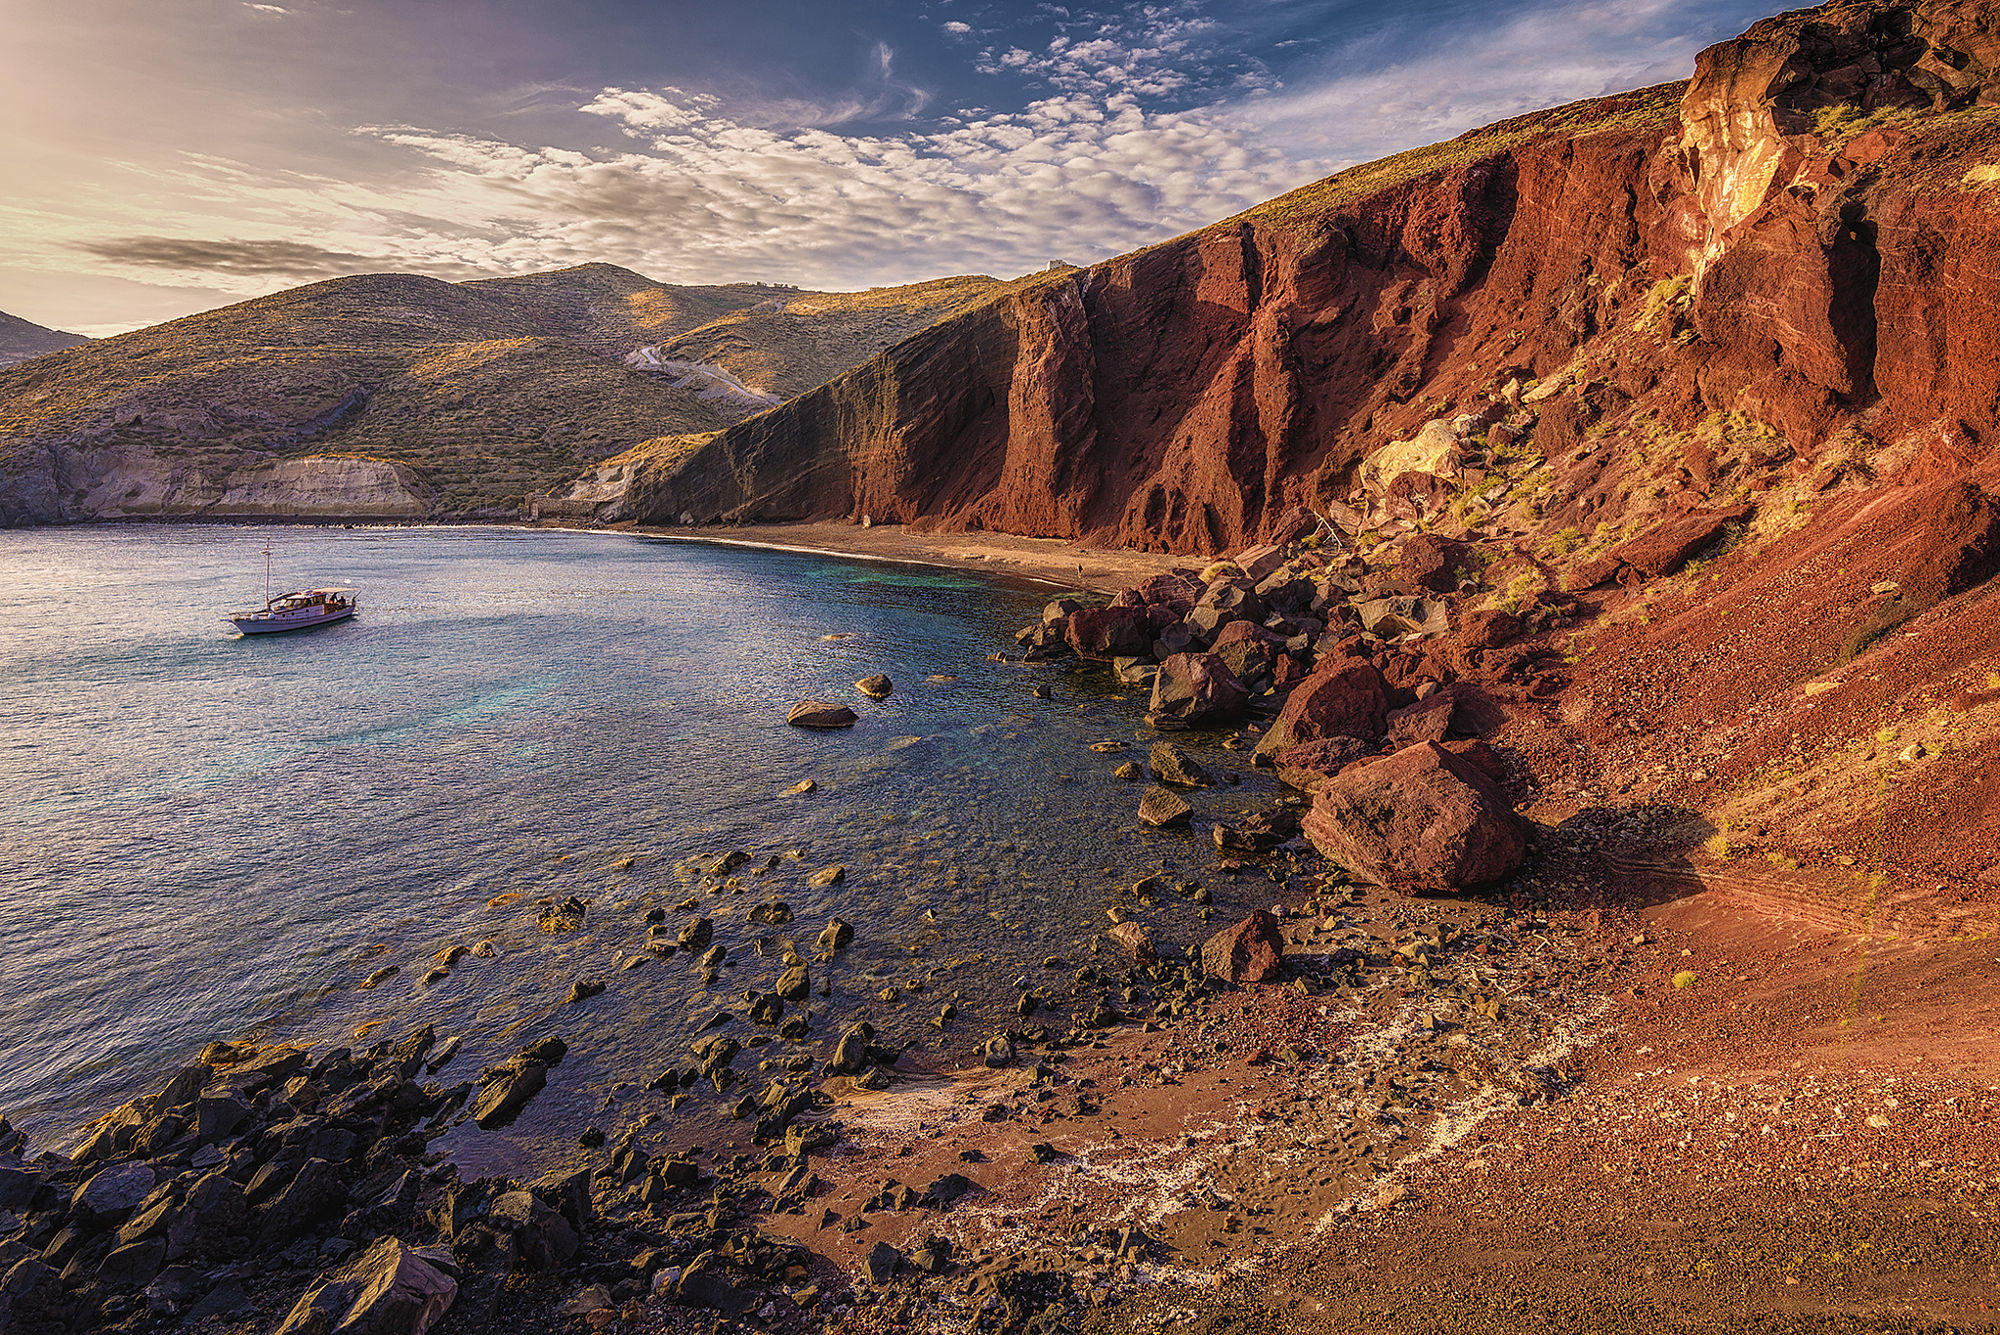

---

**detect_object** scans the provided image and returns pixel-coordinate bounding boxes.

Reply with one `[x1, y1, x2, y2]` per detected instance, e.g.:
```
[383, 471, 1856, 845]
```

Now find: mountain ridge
[0, 309, 88, 369]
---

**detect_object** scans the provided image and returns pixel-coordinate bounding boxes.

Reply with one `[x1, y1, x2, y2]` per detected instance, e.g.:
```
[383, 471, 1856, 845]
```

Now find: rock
[1459, 608, 1524, 650]
[1113, 760, 1142, 780]
[98, 1237, 166, 1289]
[817, 918, 854, 951]
[1233, 544, 1288, 583]
[274, 1236, 458, 1335]
[809, 864, 846, 887]
[257, 1157, 344, 1243]
[71, 1162, 155, 1223]
[1272, 737, 1375, 792]
[1148, 741, 1216, 788]
[1066, 605, 1152, 660]
[855, 673, 893, 699]
[1385, 690, 1457, 749]
[1147, 652, 1249, 726]
[831, 1022, 876, 1075]
[470, 1060, 548, 1129]
[776, 965, 811, 1002]
[1301, 742, 1528, 892]
[1396, 533, 1473, 593]
[866, 1241, 903, 1284]
[1574, 504, 1752, 587]
[1254, 656, 1389, 760]
[788, 700, 857, 728]
[749, 900, 792, 925]
[1202, 911, 1285, 985]
[1104, 922, 1155, 962]
[982, 1034, 1016, 1068]
[783, 778, 817, 795]
[566, 980, 604, 1004]
[677, 917, 713, 950]
[488, 1191, 580, 1271]
[1137, 785, 1193, 828]
[1354, 595, 1450, 638]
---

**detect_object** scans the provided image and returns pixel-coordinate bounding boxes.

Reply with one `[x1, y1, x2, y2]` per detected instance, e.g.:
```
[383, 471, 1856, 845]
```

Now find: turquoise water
[0, 526, 1280, 1165]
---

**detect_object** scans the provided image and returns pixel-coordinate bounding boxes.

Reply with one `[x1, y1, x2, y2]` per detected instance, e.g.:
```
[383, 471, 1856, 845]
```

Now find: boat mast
[263, 534, 273, 609]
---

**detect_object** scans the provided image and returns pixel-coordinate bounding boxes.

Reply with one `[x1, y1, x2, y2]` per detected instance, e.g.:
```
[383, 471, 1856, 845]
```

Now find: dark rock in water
[470, 1058, 548, 1129]
[749, 992, 785, 1026]
[1137, 785, 1192, 828]
[1202, 911, 1285, 986]
[1302, 741, 1528, 892]
[677, 917, 713, 950]
[488, 1191, 580, 1272]
[788, 700, 857, 728]
[866, 1241, 904, 1284]
[855, 674, 893, 699]
[566, 980, 604, 1004]
[808, 864, 845, 887]
[1148, 652, 1248, 726]
[538, 895, 588, 933]
[817, 918, 854, 951]
[1112, 760, 1142, 780]
[273, 1236, 459, 1335]
[749, 901, 792, 925]
[1148, 741, 1215, 788]
[1211, 808, 1296, 856]
[776, 964, 811, 1002]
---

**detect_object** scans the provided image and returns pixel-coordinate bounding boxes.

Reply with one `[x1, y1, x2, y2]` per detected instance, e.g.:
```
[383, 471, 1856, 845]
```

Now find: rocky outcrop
[1303, 742, 1529, 893]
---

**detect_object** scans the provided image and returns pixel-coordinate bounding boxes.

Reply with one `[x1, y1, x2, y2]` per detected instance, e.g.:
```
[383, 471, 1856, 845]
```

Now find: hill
[585, 0, 2000, 915]
[0, 265, 1000, 523]
[0, 310, 87, 369]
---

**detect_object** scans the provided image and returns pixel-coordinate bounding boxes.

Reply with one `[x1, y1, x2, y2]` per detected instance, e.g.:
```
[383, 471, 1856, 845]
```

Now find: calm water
[0, 526, 1280, 1166]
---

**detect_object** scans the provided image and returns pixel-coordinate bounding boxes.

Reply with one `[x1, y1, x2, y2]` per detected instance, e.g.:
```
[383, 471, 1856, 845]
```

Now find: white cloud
[942, 21, 973, 35]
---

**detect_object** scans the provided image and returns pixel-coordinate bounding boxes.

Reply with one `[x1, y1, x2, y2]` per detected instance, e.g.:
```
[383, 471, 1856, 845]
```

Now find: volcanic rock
[1302, 741, 1528, 892]
[1201, 911, 1285, 985]
[1255, 657, 1388, 760]
[788, 700, 857, 729]
[1148, 652, 1249, 726]
[1137, 785, 1193, 828]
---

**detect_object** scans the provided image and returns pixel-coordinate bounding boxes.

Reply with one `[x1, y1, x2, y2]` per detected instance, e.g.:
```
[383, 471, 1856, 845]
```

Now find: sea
[0, 525, 1285, 1169]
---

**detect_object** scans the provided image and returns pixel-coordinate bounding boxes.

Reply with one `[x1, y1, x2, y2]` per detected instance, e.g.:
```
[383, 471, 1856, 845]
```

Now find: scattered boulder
[1272, 737, 1375, 792]
[1066, 605, 1152, 660]
[488, 1191, 580, 1271]
[1148, 741, 1216, 788]
[808, 864, 845, 888]
[788, 701, 857, 729]
[1148, 652, 1249, 726]
[1385, 690, 1457, 749]
[1255, 657, 1388, 760]
[1201, 912, 1284, 985]
[1397, 533, 1473, 593]
[1459, 608, 1523, 650]
[1302, 742, 1528, 892]
[1104, 922, 1156, 962]
[273, 1237, 457, 1335]
[855, 674, 893, 699]
[817, 919, 854, 951]
[1137, 785, 1193, 828]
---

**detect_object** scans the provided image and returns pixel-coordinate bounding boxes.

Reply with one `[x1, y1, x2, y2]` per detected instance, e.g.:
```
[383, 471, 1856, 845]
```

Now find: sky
[0, 0, 1775, 337]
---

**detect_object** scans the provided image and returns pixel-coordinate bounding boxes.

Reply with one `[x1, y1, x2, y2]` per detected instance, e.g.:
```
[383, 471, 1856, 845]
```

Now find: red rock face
[1254, 657, 1389, 760]
[611, 1, 2000, 560]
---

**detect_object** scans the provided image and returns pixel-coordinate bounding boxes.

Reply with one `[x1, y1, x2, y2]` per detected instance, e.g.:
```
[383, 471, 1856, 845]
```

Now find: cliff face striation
[603, 0, 2000, 558]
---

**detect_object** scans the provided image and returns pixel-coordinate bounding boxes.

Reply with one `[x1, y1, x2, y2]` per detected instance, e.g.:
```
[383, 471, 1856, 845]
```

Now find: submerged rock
[788, 701, 857, 729]
[1148, 741, 1216, 788]
[855, 674, 894, 699]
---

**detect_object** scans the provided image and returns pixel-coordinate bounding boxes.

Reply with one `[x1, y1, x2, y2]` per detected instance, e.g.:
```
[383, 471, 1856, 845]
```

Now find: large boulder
[1272, 737, 1375, 793]
[1066, 605, 1152, 660]
[1301, 742, 1528, 892]
[274, 1236, 457, 1335]
[1397, 534, 1473, 593]
[1137, 785, 1193, 828]
[1136, 571, 1204, 610]
[1574, 503, 1752, 587]
[1254, 657, 1388, 761]
[488, 1190, 580, 1271]
[1201, 912, 1284, 985]
[1148, 653, 1248, 726]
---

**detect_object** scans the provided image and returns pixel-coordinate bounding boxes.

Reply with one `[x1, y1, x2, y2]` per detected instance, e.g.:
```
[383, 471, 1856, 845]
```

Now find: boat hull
[230, 605, 357, 635]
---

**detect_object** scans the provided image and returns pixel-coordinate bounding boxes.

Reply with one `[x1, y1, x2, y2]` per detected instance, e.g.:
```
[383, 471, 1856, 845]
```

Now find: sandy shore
[606, 520, 1195, 594]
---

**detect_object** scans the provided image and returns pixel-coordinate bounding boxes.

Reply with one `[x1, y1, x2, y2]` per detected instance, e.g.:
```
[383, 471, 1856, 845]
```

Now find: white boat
[226, 536, 358, 634]
[227, 587, 359, 635]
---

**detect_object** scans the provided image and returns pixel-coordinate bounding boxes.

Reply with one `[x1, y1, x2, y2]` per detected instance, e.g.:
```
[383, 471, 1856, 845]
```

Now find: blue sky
[0, 0, 1774, 335]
